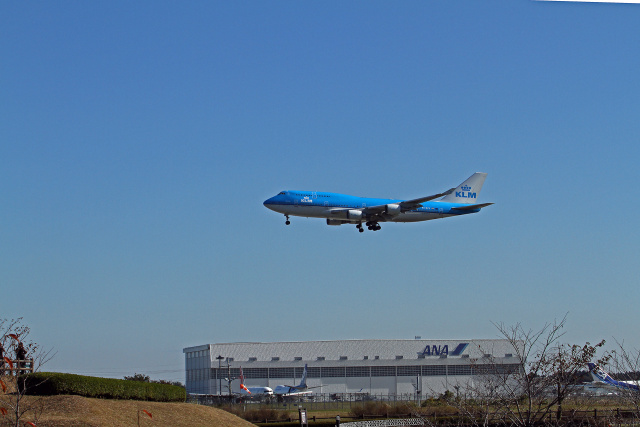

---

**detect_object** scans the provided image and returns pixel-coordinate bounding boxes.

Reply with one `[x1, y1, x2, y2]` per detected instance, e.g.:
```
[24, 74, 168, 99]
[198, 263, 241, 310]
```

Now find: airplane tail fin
[588, 363, 612, 383]
[588, 362, 640, 391]
[298, 364, 308, 388]
[440, 172, 488, 204]
[239, 366, 252, 393]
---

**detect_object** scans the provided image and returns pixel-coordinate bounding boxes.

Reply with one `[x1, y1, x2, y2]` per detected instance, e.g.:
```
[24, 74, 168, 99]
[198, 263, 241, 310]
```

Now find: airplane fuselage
[264, 173, 491, 232]
[273, 385, 313, 396]
[263, 191, 481, 223]
[241, 386, 274, 396]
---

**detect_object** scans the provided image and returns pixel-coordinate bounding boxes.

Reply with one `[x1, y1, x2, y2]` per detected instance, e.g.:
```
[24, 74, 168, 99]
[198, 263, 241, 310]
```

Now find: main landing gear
[367, 221, 381, 231]
[357, 221, 381, 232]
[284, 214, 290, 225]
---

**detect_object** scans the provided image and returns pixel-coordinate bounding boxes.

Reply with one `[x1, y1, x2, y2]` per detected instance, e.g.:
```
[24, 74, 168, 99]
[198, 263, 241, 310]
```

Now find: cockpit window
[278, 192, 286, 195]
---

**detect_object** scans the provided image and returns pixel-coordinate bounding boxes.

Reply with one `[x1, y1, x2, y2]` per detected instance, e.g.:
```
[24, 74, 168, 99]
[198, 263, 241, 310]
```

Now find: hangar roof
[184, 339, 519, 363]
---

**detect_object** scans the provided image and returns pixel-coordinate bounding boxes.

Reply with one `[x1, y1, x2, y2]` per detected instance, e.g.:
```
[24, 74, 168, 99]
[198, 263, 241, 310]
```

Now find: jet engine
[328, 209, 363, 224]
[385, 204, 401, 215]
[346, 210, 363, 221]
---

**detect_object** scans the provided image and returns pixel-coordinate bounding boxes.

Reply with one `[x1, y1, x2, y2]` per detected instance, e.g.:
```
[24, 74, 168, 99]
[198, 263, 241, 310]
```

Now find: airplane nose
[263, 197, 276, 209]
[264, 196, 284, 213]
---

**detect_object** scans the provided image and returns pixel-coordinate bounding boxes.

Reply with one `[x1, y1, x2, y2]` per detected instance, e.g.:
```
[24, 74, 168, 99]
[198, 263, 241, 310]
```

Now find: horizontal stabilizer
[451, 203, 494, 211]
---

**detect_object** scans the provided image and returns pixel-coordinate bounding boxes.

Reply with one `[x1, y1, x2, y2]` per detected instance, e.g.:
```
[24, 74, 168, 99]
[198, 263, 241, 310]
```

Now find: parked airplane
[588, 363, 640, 392]
[238, 366, 274, 397]
[263, 172, 492, 232]
[273, 364, 320, 396]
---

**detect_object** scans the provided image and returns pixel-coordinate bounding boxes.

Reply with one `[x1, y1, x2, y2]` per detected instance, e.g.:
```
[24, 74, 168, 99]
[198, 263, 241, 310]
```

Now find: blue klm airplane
[264, 172, 492, 232]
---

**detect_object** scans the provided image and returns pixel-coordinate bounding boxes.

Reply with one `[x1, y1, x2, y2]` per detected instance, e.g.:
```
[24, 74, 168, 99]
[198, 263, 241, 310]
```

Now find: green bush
[349, 401, 422, 418]
[20, 372, 186, 402]
[221, 405, 289, 423]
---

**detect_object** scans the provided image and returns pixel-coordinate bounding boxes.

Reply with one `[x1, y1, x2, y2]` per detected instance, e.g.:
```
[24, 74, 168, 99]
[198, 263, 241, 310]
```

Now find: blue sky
[2, 1, 639, 383]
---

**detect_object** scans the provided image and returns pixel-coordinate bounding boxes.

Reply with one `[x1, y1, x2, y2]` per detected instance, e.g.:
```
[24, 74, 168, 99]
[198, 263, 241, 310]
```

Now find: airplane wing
[281, 390, 313, 396]
[284, 384, 323, 391]
[285, 385, 323, 391]
[398, 188, 456, 209]
[327, 188, 457, 224]
[451, 203, 494, 211]
[358, 188, 455, 216]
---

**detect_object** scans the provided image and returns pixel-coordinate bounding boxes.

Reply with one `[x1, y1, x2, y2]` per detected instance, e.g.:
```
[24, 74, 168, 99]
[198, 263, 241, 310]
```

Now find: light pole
[227, 361, 233, 397]
[216, 355, 224, 396]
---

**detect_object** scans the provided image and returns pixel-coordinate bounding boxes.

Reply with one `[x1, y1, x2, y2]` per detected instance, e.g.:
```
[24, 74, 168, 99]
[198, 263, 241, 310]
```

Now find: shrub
[20, 372, 186, 402]
[221, 405, 289, 423]
[421, 390, 456, 408]
[349, 401, 421, 418]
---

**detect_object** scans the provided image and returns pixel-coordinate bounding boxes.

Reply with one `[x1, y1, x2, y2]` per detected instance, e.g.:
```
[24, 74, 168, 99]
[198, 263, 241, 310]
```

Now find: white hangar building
[184, 339, 521, 396]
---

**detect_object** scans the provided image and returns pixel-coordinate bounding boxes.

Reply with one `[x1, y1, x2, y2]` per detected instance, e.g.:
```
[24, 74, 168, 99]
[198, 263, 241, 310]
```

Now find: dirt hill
[1, 395, 256, 427]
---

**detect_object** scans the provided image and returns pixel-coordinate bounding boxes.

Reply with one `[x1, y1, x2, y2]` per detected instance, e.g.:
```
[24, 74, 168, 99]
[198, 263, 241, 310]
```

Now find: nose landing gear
[285, 214, 290, 225]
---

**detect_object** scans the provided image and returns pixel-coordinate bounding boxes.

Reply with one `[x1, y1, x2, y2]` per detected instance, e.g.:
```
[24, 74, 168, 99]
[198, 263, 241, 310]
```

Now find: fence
[462, 408, 640, 425]
[188, 393, 425, 410]
[250, 410, 640, 426]
[342, 419, 424, 427]
[186, 393, 640, 426]
[0, 359, 34, 375]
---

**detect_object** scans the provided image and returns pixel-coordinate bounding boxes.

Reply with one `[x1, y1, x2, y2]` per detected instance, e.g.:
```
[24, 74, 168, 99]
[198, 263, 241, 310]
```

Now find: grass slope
[2, 395, 255, 427]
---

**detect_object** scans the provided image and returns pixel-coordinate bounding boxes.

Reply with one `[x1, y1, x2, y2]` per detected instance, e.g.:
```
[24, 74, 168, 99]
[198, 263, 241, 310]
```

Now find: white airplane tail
[239, 366, 251, 394]
[298, 364, 308, 388]
[441, 172, 488, 204]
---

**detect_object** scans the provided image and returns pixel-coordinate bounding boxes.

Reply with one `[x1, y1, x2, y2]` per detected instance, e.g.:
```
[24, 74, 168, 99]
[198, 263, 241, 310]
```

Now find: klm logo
[418, 345, 448, 357]
[455, 185, 476, 199]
